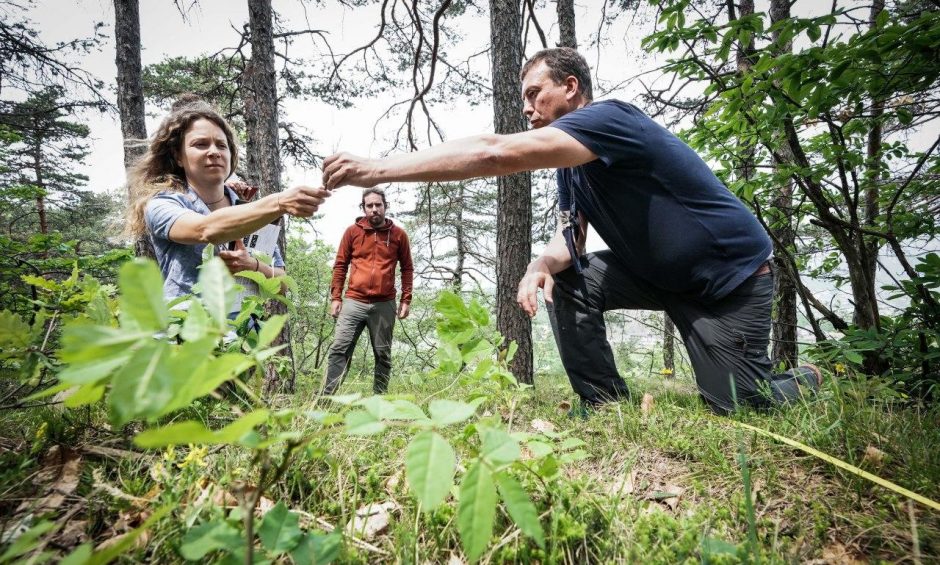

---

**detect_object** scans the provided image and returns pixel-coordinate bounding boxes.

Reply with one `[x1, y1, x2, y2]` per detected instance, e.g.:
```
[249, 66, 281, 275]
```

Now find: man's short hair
[361, 187, 387, 208]
[520, 47, 593, 101]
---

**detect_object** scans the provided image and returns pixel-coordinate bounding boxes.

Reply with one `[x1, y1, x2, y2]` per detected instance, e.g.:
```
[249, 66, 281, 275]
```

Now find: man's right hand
[330, 299, 343, 319]
[277, 185, 331, 217]
[516, 259, 554, 318]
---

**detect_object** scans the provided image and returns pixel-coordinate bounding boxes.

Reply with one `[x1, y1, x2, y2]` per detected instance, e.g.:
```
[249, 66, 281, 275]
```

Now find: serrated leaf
[118, 260, 169, 331]
[457, 460, 497, 563]
[406, 431, 456, 510]
[429, 399, 479, 427]
[480, 427, 520, 465]
[494, 473, 544, 547]
[344, 409, 386, 436]
[258, 501, 302, 555]
[468, 299, 489, 326]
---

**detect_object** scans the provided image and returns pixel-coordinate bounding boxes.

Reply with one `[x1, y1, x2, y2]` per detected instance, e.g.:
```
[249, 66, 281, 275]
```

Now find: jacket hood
[355, 216, 394, 232]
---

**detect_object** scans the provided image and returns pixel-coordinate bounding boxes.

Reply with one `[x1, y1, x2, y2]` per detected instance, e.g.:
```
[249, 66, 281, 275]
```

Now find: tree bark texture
[490, 0, 533, 384]
[556, 0, 577, 49]
[113, 0, 147, 168]
[113, 0, 154, 259]
[242, 0, 292, 393]
[663, 314, 675, 374]
[769, 0, 798, 368]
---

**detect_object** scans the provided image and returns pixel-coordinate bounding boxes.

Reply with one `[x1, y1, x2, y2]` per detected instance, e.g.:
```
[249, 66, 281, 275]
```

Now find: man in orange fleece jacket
[323, 187, 414, 395]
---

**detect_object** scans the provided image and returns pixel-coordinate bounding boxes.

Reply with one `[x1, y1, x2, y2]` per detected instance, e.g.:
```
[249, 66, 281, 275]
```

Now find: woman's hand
[277, 185, 332, 217]
[219, 239, 259, 275]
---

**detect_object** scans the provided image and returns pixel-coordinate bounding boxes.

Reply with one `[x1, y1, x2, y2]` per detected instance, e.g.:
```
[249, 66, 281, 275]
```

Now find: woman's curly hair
[125, 101, 239, 237]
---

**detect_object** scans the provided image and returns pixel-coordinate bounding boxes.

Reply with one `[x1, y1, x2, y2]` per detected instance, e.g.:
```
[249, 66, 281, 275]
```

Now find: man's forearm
[530, 230, 572, 275]
[373, 134, 516, 184]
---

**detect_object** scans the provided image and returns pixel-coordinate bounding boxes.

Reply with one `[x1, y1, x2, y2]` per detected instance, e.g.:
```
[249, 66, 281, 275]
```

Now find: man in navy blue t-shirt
[322, 47, 821, 415]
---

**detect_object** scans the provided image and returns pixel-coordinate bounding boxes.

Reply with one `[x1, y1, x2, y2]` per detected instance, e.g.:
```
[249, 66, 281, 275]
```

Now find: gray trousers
[547, 251, 818, 414]
[323, 299, 396, 395]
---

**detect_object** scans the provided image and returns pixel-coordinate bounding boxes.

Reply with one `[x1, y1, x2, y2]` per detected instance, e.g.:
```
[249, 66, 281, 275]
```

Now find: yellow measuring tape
[730, 419, 940, 512]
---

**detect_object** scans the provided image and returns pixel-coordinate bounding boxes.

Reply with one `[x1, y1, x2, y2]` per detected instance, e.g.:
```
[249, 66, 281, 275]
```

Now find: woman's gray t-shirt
[144, 186, 285, 302]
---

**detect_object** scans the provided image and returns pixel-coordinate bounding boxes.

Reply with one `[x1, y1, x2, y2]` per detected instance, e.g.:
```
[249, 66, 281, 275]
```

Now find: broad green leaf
[468, 299, 489, 326]
[355, 396, 396, 419]
[197, 257, 236, 328]
[170, 354, 254, 409]
[118, 260, 169, 331]
[57, 352, 132, 385]
[180, 301, 212, 342]
[429, 399, 479, 427]
[387, 399, 428, 421]
[258, 501, 303, 555]
[64, 382, 106, 408]
[406, 431, 456, 510]
[436, 342, 463, 374]
[480, 427, 520, 466]
[133, 410, 270, 448]
[460, 338, 492, 363]
[457, 460, 497, 563]
[108, 341, 174, 426]
[344, 409, 386, 436]
[59, 325, 151, 364]
[436, 291, 469, 319]
[289, 532, 341, 565]
[494, 473, 544, 547]
[0, 309, 31, 350]
[526, 440, 553, 459]
[256, 314, 287, 349]
[180, 520, 242, 560]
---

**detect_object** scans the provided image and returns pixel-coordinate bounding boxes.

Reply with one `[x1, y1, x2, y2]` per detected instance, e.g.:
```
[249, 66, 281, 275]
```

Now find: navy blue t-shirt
[550, 100, 771, 303]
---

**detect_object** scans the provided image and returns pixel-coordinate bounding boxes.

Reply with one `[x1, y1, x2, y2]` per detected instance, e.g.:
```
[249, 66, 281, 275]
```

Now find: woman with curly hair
[126, 101, 329, 304]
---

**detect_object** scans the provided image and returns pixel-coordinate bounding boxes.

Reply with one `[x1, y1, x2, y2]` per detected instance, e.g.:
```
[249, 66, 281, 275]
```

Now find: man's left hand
[322, 152, 378, 190]
[397, 301, 410, 320]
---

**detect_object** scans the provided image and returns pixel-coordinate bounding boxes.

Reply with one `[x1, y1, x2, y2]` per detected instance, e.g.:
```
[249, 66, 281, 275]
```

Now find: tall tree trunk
[663, 314, 674, 374]
[556, 0, 576, 49]
[490, 0, 533, 384]
[242, 0, 293, 393]
[113, 0, 154, 258]
[30, 141, 47, 235]
[454, 183, 465, 292]
[769, 0, 798, 368]
[860, 0, 886, 374]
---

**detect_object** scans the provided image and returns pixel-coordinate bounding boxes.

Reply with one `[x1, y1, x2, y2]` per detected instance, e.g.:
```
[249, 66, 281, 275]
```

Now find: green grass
[1, 366, 938, 563]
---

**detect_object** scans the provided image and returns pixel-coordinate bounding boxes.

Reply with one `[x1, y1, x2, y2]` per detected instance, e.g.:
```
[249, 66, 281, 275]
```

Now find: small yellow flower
[659, 367, 674, 376]
[163, 446, 176, 464]
[178, 445, 208, 470]
[34, 422, 48, 441]
[834, 363, 846, 375]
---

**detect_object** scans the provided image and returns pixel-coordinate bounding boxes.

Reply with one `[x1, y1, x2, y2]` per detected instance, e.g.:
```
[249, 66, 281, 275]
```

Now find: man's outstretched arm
[322, 127, 597, 190]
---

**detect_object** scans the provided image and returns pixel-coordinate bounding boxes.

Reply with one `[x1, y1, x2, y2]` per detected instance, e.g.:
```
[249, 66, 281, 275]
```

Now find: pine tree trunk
[113, 0, 154, 259]
[454, 183, 465, 292]
[242, 0, 293, 394]
[663, 314, 674, 374]
[769, 0, 798, 368]
[490, 0, 533, 384]
[556, 0, 576, 49]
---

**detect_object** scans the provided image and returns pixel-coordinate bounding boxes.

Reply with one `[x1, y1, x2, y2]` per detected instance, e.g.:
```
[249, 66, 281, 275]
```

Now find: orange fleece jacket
[330, 217, 413, 304]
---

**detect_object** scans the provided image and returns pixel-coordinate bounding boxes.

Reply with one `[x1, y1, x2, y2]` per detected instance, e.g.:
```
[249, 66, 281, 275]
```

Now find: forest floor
[1, 367, 938, 563]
